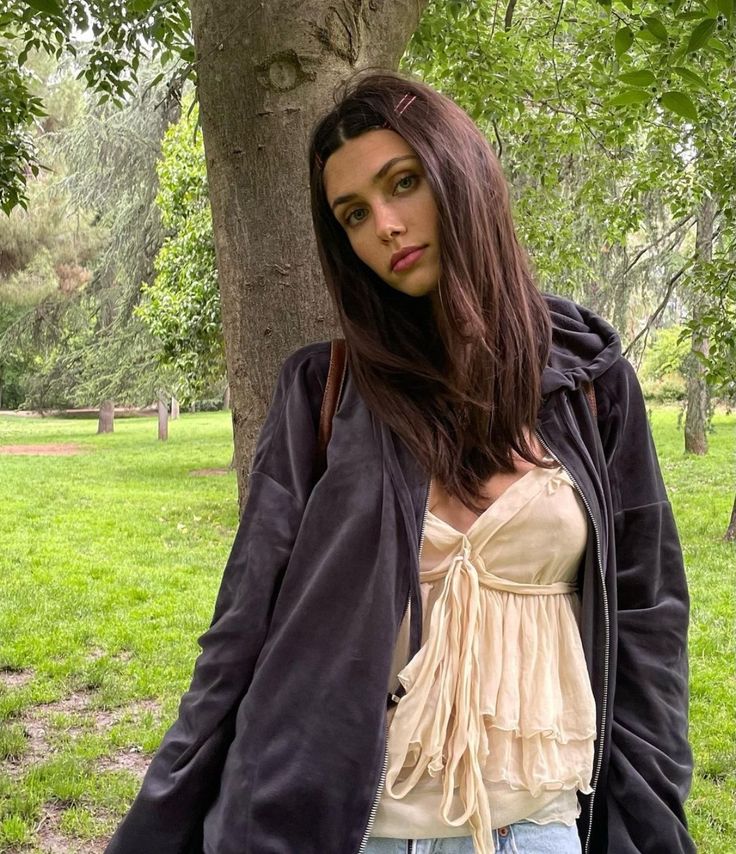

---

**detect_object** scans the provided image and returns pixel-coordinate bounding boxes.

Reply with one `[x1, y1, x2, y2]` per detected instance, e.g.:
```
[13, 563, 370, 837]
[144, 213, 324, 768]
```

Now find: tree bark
[725, 493, 736, 542]
[188, 0, 428, 510]
[97, 399, 115, 433]
[171, 396, 180, 419]
[158, 397, 169, 441]
[684, 196, 715, 455]
[222, 384, 230, 411]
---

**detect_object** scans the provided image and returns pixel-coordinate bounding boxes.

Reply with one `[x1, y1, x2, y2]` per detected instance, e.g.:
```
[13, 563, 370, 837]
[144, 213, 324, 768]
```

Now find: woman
[106, 69, 694, 854]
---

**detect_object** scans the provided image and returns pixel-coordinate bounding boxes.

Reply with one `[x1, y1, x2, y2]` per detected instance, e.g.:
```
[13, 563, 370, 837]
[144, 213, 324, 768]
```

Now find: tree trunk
[222, 384, 230, 411]
[158, 397, 169, 441]
[725, 493, 736, 542]
[189, 0, 428, 510]
[97, 399, 115, 434]
[171, 396, 180, 419]
[683, 337, 709, 454]
[684, 196, 716, 455]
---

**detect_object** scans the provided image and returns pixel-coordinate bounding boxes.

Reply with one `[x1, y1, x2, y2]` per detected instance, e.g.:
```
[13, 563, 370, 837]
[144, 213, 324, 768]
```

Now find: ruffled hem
[385, 590, 596, 852]
[392, 589, 598, 755]
[393, 726, 595, 800]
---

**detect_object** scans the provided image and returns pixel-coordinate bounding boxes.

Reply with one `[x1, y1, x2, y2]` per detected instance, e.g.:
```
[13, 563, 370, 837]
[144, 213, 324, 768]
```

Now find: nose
[374, 203, 405, 241]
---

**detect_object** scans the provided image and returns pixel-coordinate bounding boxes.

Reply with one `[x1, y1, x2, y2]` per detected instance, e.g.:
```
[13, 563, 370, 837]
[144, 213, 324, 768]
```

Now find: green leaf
[609, 88, 653, 106]
[660, 90, 698, 120]
[672, 66, 708, 88]
[637, 30, 661, 43]
[23, 0, 62, 14]
[706, 36, 728, 53]
[644, 15, 668, 41]
[618, 69, 657, 86]
[615, 26, 634, 56]
[686, 18, 716, 52]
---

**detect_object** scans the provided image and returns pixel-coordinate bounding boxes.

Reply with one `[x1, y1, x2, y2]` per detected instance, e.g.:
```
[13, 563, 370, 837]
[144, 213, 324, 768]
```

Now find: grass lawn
[0, 407, 734, 852]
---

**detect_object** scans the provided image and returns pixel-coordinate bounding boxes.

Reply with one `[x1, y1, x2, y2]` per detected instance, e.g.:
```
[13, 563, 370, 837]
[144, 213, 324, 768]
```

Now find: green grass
[0, 412, 238, 851]
[651, 407, 736, 851]
[0, 408, 734, 852]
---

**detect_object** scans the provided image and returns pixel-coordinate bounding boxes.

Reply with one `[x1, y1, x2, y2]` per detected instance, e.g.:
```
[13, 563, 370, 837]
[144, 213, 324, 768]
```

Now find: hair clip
[394, 93, 416, 116]
[382, 93, 416, 129]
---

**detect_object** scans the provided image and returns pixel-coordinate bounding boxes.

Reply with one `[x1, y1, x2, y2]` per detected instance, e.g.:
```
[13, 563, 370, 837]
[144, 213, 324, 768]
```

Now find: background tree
[136, 88, 225, 403]
[1, 56, 181, 417]
[0, 49, 100, 408]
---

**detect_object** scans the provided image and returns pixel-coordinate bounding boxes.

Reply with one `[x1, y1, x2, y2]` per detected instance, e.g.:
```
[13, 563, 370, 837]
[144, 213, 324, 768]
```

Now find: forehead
[323, 129, 418, 204]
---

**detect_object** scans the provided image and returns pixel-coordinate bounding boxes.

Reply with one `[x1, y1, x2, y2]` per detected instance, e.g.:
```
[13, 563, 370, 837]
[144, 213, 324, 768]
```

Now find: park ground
[0, 408, 734, 853]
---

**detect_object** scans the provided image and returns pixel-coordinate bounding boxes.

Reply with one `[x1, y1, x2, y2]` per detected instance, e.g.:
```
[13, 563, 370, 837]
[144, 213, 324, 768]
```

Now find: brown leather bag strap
[315, 337, 347, 478]
[582, 379, 597, 419]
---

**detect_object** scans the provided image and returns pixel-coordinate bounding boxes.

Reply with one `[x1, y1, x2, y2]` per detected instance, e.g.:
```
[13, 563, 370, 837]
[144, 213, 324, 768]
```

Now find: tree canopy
[2, 0, 734, 403]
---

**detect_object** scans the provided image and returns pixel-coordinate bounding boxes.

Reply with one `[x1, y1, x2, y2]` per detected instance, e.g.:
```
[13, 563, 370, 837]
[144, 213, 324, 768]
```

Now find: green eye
[345, 173, 418, 227]
[346, 208, 367, 226]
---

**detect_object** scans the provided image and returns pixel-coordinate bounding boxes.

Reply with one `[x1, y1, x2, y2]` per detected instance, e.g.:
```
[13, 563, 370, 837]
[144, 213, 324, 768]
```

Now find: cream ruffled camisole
[371, 462, 596, 854]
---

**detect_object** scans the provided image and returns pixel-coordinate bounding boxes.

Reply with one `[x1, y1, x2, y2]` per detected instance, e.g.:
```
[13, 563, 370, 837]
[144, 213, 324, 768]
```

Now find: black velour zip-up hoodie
[105, 295, 694, 854]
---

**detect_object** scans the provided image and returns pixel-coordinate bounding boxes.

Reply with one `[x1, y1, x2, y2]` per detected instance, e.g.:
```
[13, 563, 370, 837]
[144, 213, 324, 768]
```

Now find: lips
[391, 245, 427, 272]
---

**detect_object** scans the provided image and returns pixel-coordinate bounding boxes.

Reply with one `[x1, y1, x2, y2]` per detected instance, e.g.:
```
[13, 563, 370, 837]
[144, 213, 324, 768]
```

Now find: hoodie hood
[541, 294, 622, 397]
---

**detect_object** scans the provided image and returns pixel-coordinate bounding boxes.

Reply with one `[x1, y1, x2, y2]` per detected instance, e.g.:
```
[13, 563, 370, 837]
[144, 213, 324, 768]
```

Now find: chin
[397, 276, 438, 295]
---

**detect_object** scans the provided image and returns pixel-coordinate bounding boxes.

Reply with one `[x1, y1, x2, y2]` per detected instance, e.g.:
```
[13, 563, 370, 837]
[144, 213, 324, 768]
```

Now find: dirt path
[0, 668, 157, 853]
[0, 443, 82, 456]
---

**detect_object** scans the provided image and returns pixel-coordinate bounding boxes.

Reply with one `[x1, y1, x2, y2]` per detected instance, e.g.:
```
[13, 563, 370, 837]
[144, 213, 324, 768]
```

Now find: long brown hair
[308, 68, 552, 514]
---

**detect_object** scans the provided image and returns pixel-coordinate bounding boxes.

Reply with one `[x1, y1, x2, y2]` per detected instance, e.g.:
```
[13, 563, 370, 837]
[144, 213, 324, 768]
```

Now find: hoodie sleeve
[105, 342, 330, 854]
[596, 356, 695, 853]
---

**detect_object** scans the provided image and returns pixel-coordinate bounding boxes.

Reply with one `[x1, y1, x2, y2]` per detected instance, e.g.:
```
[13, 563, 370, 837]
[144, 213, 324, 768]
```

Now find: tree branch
[621, 224, 722, 361]
[492, 119, 503, 159]
[622, 214, 695, 277]
[525, 95, 615, 158]
[623, 266, 687, 359]
[551, 0, 565, 104]
[491, 0, 502, 37]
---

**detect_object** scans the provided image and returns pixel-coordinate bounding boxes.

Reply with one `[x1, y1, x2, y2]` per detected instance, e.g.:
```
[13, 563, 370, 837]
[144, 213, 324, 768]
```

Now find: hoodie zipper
[535, 424, 610, 854]
[356, 479, 432, 854]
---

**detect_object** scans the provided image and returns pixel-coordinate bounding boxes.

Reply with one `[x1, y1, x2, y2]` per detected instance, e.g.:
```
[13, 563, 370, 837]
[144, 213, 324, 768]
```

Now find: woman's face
[323, 129, 441, 300]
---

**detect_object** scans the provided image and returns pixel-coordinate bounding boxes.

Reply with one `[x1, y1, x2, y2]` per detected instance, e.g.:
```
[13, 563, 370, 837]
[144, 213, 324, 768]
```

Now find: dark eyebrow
[330, 155, 419, 211]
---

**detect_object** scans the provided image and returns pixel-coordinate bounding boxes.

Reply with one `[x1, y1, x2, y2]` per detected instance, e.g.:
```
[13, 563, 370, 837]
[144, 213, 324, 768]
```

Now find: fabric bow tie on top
[385, 534, 497, 853]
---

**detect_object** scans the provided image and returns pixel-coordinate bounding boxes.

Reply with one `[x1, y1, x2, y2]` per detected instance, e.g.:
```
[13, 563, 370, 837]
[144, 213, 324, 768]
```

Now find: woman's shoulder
[276, 340, 333, 391]
[593, 354, 644, 418]
[274, 341, 335, 425]
[281, 340, 333, 374]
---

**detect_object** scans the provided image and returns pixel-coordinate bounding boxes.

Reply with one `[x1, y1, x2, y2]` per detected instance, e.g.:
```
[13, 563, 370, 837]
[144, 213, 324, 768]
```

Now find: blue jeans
[365, 820, 582, 853]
